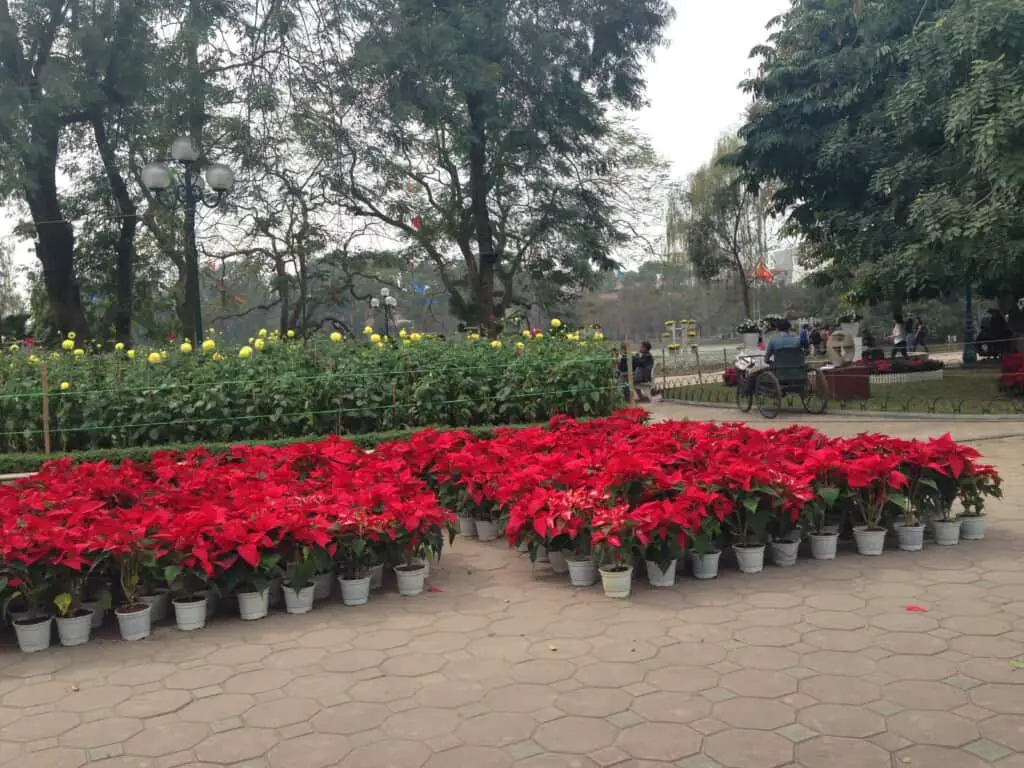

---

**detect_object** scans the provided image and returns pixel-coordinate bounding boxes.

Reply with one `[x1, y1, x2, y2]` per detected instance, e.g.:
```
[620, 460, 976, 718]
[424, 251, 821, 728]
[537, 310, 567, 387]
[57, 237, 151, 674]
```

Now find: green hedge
[0, 424, 513, 475]
[0, 337, 619, 453]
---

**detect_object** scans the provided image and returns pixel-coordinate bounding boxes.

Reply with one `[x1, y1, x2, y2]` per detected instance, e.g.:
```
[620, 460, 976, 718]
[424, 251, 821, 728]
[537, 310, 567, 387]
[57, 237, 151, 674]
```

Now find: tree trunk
[25, 185, 90, 340]
[92, 117, 137, 345]
[466, 92, 497, 331]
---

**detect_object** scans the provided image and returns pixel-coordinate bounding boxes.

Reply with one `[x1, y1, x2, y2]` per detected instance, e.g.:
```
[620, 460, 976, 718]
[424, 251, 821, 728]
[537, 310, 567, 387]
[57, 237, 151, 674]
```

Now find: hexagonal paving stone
[267, 733, 353, 768]
[348, 676, 421, 703]
[321, 649, 387, 672]
[720, 670, 797, 699]
[714, 698, 795, 730]
[483, 684, 557, 713]
[533, 716, 618, 754]
[424, 746, 511, 768]
[456, 712, 536, 747]
[894, 745, 992, 768]
[885, 680, 969, 710]
[178, 694, 255, 722]
[971, 684, 1024, 715]
[383, 708, 461, 740]
[122, 721, 211, 757]
[981, 714, 1024, 752]
[245, 698, 321, 728]
[57, 685, 132, 713]
[4, 681, 72, 707]
[801, 651, 875, 677]
[704, 728, 794, 768]
[798, 704, 885, 738]
[380, 654, 447, 677]
[311, 701, 391, 734]
[556, 688, 631, 718]
[339, 739, 430, 768]
[799, 675, 880, 705]
[887, 710, 980, 747]
[616, 722, 702, 761]
[115, 688, 192, 718]
[223, 669, 296, 694]
[645, 665, 720, 692]
[515, 755, 598, 768]
[417, 680, 487, 709]
[1, 711, 80, 742]
[164, 666, 234, 690]
[60, 717, 143, 749]
[194, 727, 280, 763]
[575, 662, 645, 688]
[508, 660, 576, 684]
[9, 746, 85, 768]
[797, 736, 891, 768]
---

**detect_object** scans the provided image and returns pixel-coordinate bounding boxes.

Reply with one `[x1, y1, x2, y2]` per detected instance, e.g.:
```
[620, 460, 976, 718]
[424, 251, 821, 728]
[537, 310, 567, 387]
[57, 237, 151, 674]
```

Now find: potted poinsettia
[219, 552, 283, 619]
[281, 548, 317, 614]
[957, 463, 1001, 540]
[844, 452, 908, 555]
[166, 561, 211, 631]
[804, 484, 842, 560]
[633, 497, 700, 587]
[116, 544, 154, 641]
[688, 516, 723, 580]
[52, 553, 109, 647]
[727, 484, 778, 574]
[336, 522, 377, 607]
[591, 505, 639, 599]
[3, 563, 56, 653]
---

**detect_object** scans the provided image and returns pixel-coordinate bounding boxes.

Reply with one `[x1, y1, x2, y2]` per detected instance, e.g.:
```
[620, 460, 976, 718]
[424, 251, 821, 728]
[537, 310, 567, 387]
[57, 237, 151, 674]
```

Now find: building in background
[769, 246, 797, 285]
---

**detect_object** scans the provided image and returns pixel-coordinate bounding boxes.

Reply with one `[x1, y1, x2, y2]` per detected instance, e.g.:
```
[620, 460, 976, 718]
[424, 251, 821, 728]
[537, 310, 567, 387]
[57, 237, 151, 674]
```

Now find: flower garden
[0, 330, 617, 454]
[0, 409, 1001, 652]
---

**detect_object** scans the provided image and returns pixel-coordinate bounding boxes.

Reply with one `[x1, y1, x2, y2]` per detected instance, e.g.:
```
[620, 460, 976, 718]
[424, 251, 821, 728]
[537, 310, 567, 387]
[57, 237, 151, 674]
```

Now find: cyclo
[735, 346, 829, 419]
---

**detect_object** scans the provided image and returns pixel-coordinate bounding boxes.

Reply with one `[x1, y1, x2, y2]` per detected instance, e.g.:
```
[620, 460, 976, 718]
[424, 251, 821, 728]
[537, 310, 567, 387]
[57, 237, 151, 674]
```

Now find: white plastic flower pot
[194, 589, 218, 619]
[476, 520, 499, 542]
[14, 616, 53, 653]
[173, 596, 209, 630]
[268, 576, 283, 608]
[566, 557, 598, 587]
[690, 550, 721, 580]
[770, 539, 800, 567]
[809, 533, 838, 560]
[80, 601, 105, 629]
[236, 591, 268, 621]
[138, 591, 170, 623]
[339, 576, 371, 606]
[394, 565, 427, 596]
[313, 572, 334, 600]
[895, 523, 926, 552]
[283, 585, 316, 614]
[645, 559, 677, 587]
[56, 610, 94, 647]
[933, 519, 962, 546]
[960, 515, 986, 540]
[548, 550, 569, 574]
[853, 526, 886, 556]
[599, 565, 633, 599]
[741, 332, 759, 349]
[458, 516, 477, 538]
[369, 562, 385, 590]
[115, 603, 152, 641]
[534, 545, 550, 563]
[734, 544, 766, 573]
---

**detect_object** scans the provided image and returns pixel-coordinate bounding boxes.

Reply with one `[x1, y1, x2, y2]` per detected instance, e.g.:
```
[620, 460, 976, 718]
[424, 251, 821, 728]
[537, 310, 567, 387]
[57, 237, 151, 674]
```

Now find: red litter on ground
[426, 586, 443, 593]
[904, 605, 928, 612]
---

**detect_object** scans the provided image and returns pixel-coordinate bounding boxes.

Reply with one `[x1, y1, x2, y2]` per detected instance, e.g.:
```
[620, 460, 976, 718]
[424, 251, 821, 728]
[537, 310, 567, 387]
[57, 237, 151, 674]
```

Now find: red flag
[754, 262, 774, 283]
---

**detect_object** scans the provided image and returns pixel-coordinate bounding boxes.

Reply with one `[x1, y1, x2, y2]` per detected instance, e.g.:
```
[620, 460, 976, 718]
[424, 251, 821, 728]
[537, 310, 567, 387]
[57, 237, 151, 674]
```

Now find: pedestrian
[889, 314, 908, 359]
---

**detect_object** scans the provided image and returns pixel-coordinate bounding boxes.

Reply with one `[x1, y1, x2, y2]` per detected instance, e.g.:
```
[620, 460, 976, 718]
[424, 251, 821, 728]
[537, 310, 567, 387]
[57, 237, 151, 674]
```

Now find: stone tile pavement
[2, 405, 1024, 768]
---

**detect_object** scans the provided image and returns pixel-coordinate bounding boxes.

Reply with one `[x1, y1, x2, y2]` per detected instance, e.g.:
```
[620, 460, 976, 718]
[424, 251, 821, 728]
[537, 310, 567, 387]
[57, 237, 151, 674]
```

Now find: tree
[289, 0, 673, 330]
[666, 135, 776, 318]
[737, 0, 1024, 319]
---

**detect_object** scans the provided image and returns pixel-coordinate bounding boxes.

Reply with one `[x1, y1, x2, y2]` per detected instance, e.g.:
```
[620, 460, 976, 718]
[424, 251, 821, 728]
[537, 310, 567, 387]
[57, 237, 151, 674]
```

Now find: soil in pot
[394, 564, 427, 596]
[115, 603, 153, 641]
[599, 564, 634, 599]
[809, 533, 838, 560]
[566, 557, 598, 587]
[173, 596, 209, 630]
[690, 550, 721, 580]
[933, 518, 962, 546]
[895, 522, 926, 552]
[960, 515, 986, 540]
[339, 575, 371, 606]
[853, 526, 886, 556]
[283, 585, 316, 614]
[14, 615, 53, 653]
[56, 610, 94, 647]
[733, 544, 766, 574]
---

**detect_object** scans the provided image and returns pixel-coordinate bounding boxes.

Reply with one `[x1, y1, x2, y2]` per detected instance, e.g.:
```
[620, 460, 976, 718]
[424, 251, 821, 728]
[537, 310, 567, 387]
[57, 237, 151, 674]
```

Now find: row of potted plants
[0, 438, 453, 652]
[428, 412, 1000, 598]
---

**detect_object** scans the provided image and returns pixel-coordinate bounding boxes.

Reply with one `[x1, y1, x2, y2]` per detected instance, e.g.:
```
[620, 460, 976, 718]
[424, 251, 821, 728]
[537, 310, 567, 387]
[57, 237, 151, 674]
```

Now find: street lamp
[370, 287, 398, 339]
[141, 136, 235, 344]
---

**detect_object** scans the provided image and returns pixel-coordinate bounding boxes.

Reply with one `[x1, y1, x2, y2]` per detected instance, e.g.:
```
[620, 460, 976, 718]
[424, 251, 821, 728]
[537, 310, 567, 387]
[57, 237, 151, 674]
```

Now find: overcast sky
[637, 0, 789, 178]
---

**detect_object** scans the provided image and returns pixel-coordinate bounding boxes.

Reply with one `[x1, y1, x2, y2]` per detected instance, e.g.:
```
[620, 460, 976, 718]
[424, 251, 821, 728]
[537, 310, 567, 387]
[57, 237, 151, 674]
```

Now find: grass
[664, 367, 1024, 415]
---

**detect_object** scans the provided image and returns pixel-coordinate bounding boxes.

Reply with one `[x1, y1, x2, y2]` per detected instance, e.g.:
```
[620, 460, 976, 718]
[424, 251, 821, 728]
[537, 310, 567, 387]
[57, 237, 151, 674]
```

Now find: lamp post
[370, 287, 398, 339]
[141, 137, 235, 344]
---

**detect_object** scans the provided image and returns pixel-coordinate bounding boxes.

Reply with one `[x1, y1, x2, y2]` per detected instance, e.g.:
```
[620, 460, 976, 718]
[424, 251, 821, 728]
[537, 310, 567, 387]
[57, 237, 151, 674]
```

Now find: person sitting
[618, 342, 655, 402]
[765, 320, 801, 365]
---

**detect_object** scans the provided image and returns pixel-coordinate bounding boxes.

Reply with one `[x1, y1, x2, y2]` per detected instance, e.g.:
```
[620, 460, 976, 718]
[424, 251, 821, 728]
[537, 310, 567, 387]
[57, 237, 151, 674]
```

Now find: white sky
[637, 0, 789, 178]
[4, 0, 789, 276]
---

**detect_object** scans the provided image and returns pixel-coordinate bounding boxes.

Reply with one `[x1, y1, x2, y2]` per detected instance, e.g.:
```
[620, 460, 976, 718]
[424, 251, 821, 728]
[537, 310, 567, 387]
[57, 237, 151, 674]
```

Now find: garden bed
[0, 410, 1000, 649]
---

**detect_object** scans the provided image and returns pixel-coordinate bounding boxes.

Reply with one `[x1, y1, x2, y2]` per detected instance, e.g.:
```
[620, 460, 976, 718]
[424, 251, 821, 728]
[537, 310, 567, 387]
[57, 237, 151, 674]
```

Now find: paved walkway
[3, 406, 1024, 768]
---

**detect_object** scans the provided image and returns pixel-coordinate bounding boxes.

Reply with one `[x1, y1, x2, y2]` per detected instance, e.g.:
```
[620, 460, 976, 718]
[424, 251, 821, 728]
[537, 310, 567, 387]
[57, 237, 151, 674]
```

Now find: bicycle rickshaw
[735, 346, 829, 419]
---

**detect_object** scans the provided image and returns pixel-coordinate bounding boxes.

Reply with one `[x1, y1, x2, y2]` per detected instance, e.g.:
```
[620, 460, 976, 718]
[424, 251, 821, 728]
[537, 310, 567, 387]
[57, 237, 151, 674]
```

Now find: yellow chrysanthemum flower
[67, 332, 76, 341]
[254, 339, 265, 351]
[239, 346, 253, 359]
[115, 342, 125, 351]
[73, 348, 84, 358]
[202, 339, 216, 353]
[127, 350, 136, 360]
[258, 328, 267, 338]
[286, 330, 295, 338]
[516, 342, 525, 350]
[550, 318, 562, 328]
[180, 342, 193, 354]
[593, 332, 605, 341]
[61, 339, 74, 351]
[330, 331, 342, 343]
[60, 381, 70, 391]
[370, 333, 382, 344]
[490, 340, 502, 350]
[147, 352, 161, 364]
[410, 332, 422, 342]
[363, 326, 373, 335]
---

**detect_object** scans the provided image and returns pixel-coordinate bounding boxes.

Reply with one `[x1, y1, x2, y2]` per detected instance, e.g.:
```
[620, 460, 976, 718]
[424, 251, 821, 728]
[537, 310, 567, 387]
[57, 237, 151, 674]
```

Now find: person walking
[914, 317, 929, 353]
[890, 314, 908, 359]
